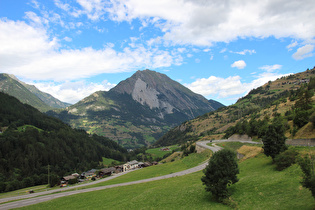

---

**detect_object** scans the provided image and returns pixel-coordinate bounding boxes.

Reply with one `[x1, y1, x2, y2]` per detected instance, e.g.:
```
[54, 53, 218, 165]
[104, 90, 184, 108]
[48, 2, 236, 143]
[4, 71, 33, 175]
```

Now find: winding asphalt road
[0, 140, 260, 209]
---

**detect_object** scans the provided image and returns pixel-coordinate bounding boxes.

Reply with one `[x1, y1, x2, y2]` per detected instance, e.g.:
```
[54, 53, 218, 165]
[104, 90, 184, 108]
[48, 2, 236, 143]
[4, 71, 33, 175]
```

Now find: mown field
[91, 149, 211, 187]
[145, 145, 179, 159]
[19, 144, 314, 209]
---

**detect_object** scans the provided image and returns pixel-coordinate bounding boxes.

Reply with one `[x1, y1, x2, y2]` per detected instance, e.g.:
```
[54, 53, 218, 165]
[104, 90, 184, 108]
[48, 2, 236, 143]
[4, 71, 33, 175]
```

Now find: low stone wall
[228, 134, 252, 141]
[286, 139, 315, 146]
[196, 145, 205, 153]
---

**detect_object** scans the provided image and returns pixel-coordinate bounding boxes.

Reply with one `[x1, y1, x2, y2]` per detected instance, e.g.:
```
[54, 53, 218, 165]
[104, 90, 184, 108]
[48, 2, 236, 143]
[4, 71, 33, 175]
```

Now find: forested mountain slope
[0, 92, 128, 192]
[0, 73, 70, 112]
[155, 67, 315, 146]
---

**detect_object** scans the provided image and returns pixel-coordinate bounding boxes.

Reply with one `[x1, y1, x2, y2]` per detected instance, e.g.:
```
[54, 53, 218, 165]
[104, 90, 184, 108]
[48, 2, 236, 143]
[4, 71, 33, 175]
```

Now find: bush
[274, 149, 299, 171]
[68, 178, 78, 185]
[262, 118, 287, 160]
[293, 110, 309, 128]
[201, 149, 239, 201]
[298, 155, 315, 198]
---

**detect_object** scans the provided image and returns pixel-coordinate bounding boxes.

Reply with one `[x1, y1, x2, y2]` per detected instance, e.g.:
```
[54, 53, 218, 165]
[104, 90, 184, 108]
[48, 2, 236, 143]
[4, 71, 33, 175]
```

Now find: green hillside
[0, 74, 70, 112]
[0, 74, 52, 112]
[20, 144, 314, 209]
[155, 67, 315, 146]
[0, 92, 129, 193]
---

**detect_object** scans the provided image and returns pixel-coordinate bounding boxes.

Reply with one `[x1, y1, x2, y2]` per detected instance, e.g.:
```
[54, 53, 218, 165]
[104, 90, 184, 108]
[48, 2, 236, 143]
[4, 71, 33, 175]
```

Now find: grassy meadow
[19, 144, 314, 209]
[92, 149, 211, 187]
[145, 145, 180, 159]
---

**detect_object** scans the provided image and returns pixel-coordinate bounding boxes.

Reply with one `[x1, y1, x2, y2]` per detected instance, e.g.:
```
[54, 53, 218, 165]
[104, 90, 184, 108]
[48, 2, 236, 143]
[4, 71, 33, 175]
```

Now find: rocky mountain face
[112, 70, 216, 119]
[49, 70, 224, 148]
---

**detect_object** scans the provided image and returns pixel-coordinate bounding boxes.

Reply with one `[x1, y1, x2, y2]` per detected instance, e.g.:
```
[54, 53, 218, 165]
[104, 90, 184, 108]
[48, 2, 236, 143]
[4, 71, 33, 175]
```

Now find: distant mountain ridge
[0, 73, 70, 111]
[48, 70, 224, 148]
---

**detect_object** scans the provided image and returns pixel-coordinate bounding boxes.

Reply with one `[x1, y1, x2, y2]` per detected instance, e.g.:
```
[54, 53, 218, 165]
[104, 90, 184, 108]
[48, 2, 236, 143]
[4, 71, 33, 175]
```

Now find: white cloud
[54, 0, 71, 11]
[259, 64, 282, 72]
[286, 41, 298, 51]
[185, 70, 290, 105]
[185, 75, 245, 99]
[0, 19, 182, 81]
[292, 44, 314, 60]
[76, 0, 108, 20]
[106, 0, 315, 46]
[64, 36, 72, 42]
[231, 60, 246, 69]
[31, 80, 116, 104]
[220, 48, 227, 53]
[231, 49, 256, 55]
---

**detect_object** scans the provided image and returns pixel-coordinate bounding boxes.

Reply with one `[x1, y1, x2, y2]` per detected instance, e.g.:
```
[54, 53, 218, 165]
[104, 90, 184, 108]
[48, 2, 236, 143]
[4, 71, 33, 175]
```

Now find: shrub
[68, 178, 78, 185]
[201, 149, 239, 201]
[262, 118, 287, 160]
[298, 155, 315, 198]
[274, 149, 299, 171]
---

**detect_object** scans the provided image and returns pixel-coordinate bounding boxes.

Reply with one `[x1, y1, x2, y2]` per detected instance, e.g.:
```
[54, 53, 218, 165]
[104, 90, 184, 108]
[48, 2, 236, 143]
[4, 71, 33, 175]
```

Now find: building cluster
[60, 160, 158, 187]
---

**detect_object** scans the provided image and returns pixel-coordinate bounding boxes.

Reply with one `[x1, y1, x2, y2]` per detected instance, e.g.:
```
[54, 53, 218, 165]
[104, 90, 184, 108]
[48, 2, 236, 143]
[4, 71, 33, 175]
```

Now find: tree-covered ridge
[0, 73, 70, 112]
[155, 67, 315, 146]
[0, 92, 128, 192]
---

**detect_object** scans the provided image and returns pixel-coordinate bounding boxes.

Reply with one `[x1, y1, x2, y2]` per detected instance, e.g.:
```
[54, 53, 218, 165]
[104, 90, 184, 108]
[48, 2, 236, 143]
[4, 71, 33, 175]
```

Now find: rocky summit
[48, 70, 223, 148]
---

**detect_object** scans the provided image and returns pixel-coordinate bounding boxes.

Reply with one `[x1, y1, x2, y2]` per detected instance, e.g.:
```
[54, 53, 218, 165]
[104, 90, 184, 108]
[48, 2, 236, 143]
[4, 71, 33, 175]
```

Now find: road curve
[0, 140, 260, 210]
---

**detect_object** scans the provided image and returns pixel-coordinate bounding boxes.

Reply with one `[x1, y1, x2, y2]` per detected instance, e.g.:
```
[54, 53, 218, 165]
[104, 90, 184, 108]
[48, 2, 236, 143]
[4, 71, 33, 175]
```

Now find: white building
[123, 160, 139, 172]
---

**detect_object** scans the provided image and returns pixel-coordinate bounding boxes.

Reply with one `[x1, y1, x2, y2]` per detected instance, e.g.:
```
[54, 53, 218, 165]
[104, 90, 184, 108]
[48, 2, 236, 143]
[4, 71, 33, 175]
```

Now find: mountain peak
[111, 69, 214, 118]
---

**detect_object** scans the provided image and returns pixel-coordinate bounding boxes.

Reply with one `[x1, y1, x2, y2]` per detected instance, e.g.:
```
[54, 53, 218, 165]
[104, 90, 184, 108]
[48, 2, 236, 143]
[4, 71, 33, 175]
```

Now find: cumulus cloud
[106, 0, 315, 46]
[0, 19, 182, 81]
[292, 44, 314, 60]
[231, 60, 246, 69]
[31, 80, 115, 104]
[259, 64, 282, 72]
[185, 68, 290, 105]
[185, 75, 245, 99]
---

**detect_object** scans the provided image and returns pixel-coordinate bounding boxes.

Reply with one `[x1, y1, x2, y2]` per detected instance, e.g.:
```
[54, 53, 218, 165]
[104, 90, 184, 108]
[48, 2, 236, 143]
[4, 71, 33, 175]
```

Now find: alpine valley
[47, 70, 224, 148]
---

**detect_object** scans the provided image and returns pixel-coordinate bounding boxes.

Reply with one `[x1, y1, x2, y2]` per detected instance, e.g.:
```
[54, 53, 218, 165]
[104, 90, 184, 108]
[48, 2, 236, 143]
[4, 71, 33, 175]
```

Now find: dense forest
[0, 92, 130, 192]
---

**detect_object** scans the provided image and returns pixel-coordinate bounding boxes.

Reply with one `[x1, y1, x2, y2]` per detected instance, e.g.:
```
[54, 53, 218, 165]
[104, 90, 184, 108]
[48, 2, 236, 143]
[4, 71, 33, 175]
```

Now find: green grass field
[20, 151, 314, 209]
[101, 157, 121, 166]
[92, 149, 211, 187]
[145, 145, 180, 159]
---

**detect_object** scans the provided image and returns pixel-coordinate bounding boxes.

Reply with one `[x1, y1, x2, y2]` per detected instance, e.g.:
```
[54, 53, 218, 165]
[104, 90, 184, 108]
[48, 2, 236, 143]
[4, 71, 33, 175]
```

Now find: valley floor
[0, 140, 313, 209]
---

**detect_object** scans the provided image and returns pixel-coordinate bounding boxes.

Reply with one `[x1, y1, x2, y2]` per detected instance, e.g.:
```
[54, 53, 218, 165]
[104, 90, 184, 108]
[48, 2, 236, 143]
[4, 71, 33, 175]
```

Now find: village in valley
[60, 156, 161, 187]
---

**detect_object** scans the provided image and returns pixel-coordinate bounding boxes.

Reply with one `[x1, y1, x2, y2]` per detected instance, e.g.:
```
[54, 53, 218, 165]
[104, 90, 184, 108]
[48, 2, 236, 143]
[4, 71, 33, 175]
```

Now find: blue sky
[0, 0, 314, 105]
